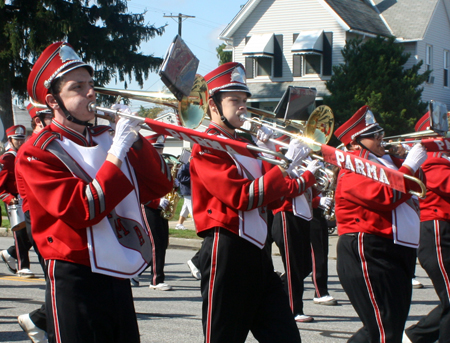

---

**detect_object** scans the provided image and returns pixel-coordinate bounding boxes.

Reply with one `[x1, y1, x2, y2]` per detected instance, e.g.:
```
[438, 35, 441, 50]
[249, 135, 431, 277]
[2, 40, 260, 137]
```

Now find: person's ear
[45, 94, 59, 110]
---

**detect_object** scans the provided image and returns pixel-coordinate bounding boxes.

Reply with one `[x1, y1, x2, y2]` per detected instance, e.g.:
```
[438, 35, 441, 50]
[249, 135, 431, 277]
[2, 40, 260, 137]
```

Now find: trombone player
[334, 105, 427, 342]
[404, 112, 450, 343]
[17, 42, 173, 343]
[190, 62, 323, 343]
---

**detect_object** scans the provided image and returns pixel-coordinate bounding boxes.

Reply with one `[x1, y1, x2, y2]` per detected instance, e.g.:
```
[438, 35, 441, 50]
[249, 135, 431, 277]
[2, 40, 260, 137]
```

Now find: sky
[108, 0, 247, 110]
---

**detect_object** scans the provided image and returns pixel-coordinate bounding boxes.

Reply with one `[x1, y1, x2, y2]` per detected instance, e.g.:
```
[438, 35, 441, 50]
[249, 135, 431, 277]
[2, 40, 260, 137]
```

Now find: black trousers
[199, 227, 301, 343]
[6, 203, 32, 269]
[25, 210, 47, 331]
[337, 233, 416, 343]
[272, 211, 311, 315]
[142, 206, 169, 285]
[46, 260, 139, 343]
[310, 208, 330, 298]
[406, 220, 450, 343]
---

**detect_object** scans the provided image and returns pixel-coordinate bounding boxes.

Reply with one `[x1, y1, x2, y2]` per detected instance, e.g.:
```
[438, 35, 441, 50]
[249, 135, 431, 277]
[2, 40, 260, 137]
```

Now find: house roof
[323, 0, 391, 36]
[373, 0, 439, 40]
[220, 0, 438, 41]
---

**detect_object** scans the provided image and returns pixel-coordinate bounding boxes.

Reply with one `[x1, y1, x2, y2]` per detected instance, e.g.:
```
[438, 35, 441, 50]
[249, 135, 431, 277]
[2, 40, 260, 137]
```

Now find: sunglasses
[361, 130, 385, 140]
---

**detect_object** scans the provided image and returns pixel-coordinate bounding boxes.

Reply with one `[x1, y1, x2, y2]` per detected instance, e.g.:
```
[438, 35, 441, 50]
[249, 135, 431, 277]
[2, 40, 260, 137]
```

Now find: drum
[7, 204, 26, 232]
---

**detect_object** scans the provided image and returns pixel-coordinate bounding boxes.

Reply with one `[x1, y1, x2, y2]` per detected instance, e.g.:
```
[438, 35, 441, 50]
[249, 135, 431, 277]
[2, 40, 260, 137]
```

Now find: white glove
[256, 126, 274, 142]
[305, 159, 321, 176]
[256, 127, 276, 158]
[319, 196, 333, 210]
[402, 143, 427, 172]
[285, 139, 311, 175]
[159, 198, 170, 210]
[107, 104, 141, 162]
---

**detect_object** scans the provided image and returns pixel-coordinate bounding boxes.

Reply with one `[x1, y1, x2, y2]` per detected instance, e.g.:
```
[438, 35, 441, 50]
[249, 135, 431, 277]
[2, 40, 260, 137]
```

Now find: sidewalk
[167, 218, 339, 259]
[0, 220, 339, 259]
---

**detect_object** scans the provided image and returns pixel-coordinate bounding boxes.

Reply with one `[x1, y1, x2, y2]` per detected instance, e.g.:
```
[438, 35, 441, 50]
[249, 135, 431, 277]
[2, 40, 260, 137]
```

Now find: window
[292, 54, 322, 77]
[244, 34, 282, 79]
[426, 45, 433, 83]
[444, 50, 449, 87]
[256, 57, 272, 76]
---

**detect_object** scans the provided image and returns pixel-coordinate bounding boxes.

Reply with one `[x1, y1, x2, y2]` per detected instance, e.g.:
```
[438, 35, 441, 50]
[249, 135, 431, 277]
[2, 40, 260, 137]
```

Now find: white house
[219, 0, 450, 111]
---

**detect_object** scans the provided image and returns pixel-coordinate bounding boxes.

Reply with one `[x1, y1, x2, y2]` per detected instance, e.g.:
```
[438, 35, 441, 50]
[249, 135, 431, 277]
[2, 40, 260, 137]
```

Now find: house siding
[417, 0, 450, 108]
[231, 0, 347, 90]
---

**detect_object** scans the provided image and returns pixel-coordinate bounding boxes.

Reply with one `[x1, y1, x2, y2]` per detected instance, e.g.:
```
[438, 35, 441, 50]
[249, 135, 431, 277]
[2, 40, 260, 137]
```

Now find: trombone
[240, 105, 336, 189]
[94, 74, 209, 130]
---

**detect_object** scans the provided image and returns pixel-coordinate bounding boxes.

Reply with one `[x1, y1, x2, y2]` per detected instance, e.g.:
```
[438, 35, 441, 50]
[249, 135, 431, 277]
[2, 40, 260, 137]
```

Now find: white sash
[232, 154, 267, 249]
[56, 133, 149, 278]
[379, 155, 420, 248]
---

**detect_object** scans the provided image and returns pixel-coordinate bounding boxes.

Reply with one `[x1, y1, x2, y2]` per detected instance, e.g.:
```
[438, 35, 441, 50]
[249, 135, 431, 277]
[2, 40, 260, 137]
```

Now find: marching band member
[334, 106, 427, 342]
[137, 134, 172, 291]
[270, 158, 320, 323]
[404, 112, 450, 343]
[310, 194, 338, 306]
[190, 62, 315, 343]
[0, 125, 34, 278]
[16, 42, 172, 343]
[16, 104, 54, 343]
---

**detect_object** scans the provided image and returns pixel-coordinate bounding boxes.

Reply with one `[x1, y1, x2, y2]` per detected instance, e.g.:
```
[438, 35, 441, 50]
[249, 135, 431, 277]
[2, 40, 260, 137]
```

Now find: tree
[137, 105, 165, 119]
[0, 0, 165, 132]
[216, 43, 232, 66]
[324, 36, 430, 144]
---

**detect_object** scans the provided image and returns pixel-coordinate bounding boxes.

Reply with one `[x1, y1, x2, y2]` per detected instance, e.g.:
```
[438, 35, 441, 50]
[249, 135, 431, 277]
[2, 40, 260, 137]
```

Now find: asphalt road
[0, 235, 440, 343]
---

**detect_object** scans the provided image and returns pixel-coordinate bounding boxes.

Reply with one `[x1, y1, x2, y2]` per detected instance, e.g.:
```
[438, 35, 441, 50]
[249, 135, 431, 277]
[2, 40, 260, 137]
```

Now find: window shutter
[245, 58, 254, 79]
[323, 32, 333, 76]
[293, 55, 302, 77]
[274, 34, 283, 77]
[244, 36, 254, 79]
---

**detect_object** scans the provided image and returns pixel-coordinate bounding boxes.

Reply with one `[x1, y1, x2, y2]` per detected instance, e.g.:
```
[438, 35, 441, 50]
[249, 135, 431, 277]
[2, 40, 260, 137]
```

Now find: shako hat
[334, 105, 384, 145]
[26, 103, 51, 120]
[6, 125, 26, 139]
[27, 42, 93, 105]
[415, 111, 431, 132]
[204, 62, 251, 97]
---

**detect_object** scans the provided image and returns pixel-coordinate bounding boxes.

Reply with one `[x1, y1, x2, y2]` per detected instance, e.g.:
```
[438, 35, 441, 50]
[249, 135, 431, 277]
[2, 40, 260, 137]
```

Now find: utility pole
[163, 13, 195, 37]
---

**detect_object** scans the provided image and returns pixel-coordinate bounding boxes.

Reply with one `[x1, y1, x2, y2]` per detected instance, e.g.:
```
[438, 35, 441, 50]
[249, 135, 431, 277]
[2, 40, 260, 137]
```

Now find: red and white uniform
[0, 148, 18, 205]
[335, 149, 420, 342]
[405, 152, 450, 341]
[190, 123, 305, 343]
[191, 123, 310, 247]
[15, 120, 173, 272]
[335, 149, 418, 239]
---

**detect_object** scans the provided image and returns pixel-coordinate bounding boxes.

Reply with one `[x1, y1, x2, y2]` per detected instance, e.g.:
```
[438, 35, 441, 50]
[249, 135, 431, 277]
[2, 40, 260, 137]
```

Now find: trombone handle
[403, 174, 427, 199]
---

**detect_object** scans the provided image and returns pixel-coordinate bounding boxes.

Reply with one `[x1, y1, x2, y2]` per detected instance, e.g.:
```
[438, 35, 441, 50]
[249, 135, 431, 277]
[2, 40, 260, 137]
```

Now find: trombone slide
[90, 104, 291, 168]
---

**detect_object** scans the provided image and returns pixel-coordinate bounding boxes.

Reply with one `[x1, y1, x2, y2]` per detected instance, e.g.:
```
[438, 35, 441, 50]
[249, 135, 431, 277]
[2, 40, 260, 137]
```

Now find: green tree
[324, 36, 430, 144]
[216, 43, 232, 66]
[0, 0, 165, 132]
[137, 105, 165, 119]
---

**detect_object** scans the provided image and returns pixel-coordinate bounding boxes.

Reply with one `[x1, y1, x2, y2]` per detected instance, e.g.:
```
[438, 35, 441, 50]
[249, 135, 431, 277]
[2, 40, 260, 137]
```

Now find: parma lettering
[335, 151, 390, 186]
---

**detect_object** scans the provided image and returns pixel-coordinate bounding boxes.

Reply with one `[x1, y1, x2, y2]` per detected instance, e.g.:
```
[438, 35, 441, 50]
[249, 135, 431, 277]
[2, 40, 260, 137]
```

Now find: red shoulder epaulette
[32, 129, 62, 151]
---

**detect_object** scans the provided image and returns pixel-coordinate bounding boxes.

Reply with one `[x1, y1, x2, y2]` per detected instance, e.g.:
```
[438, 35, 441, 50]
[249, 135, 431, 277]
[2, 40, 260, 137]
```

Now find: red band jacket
[0, 149, 18, 205]
[190, 123, 316, 238]
[15, 121, 173, 266]
[419, 152, 450, 221]
[335, 149, 419, 239]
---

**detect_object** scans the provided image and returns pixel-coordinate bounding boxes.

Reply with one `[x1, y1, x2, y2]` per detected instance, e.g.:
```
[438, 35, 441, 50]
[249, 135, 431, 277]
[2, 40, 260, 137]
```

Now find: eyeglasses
[361, 130, 385, 140]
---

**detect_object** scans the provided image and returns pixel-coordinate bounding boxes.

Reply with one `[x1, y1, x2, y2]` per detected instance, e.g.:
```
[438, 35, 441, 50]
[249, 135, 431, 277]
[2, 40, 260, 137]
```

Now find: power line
[163, 13, 195, 37]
